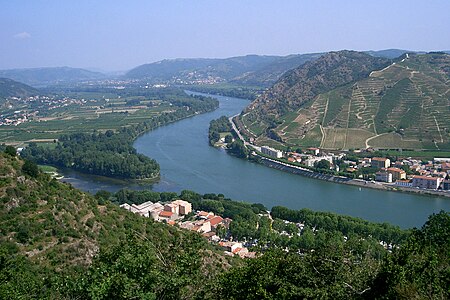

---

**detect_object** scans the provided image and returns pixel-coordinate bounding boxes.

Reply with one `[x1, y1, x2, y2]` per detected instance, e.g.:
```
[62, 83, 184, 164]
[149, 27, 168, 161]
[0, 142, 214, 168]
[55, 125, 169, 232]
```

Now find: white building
[412, 176, 443, 190]
[304, 155, 333, 168]
[261, 146, 283, 158]
[375, 170, 392, 183]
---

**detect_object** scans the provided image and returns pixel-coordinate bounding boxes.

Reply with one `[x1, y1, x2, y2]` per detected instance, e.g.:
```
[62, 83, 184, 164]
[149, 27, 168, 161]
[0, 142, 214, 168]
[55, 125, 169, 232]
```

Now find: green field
[0, 92, 178, 145]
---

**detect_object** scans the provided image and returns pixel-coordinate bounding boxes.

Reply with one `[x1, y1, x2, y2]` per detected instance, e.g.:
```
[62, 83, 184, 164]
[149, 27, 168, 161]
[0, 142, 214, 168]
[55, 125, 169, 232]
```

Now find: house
[387, 167, 406, 181]
[209, 215, 224, 230]
[198, 211, 214, 219]
[158, 210, 178, 222]
[191, 220, 211, 233]
[306, 147, 320, 156]
[412, 176, 444, 190]
[171, 199, 192, 215]
[120, 201, 164, 218]
[219, 241, 243, 253]
[164, 203, 179, 215]
[371, 157, 391, 169]
[376, 170, 392, 183]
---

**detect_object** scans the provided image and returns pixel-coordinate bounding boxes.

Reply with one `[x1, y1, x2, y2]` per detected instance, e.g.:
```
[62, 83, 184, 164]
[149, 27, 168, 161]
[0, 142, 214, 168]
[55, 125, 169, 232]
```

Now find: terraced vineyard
[244, 52, 450, 150]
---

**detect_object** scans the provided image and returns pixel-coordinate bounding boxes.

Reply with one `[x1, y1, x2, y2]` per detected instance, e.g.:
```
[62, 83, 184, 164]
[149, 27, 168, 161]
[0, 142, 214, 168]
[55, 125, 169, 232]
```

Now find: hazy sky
[1, 0, 449, 71]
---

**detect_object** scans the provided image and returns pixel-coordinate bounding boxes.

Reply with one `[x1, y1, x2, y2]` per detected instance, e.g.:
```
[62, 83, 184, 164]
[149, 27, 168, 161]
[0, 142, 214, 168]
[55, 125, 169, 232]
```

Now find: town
[258, 145, 450, 192]
[120, 199, 257, 258]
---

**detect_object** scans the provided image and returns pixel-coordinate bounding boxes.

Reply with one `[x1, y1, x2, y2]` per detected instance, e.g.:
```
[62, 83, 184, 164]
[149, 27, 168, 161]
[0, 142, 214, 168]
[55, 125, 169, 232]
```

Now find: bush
[22, 160, 39, 178]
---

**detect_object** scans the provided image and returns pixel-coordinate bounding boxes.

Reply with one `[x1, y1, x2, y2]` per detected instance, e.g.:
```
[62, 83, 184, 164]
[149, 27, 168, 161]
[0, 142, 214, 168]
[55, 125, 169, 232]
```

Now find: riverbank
[257, 155, 450, 198]
[227, 116, 450, 199]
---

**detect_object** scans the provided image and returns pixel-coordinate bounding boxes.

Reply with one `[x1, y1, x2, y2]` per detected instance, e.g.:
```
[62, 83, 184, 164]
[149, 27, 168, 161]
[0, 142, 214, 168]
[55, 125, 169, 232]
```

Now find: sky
[1, 0, 449, 72]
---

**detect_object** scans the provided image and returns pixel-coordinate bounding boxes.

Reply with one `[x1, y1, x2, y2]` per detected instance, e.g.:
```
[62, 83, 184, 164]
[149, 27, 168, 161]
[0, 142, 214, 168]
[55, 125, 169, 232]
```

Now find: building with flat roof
[371, 157, 391, 169]
[387, 167, 406, 181]
[376, 170, 392, 183]
[261, 146, 283, 158]
[412, 176, 443, 190]
[171, 199, 192, 215]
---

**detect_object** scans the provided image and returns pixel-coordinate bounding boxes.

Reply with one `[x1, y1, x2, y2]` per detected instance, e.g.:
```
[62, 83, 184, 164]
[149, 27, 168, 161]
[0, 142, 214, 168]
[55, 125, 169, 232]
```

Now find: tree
[4, 145, 16, 156]
[315, 159, 331, 170]
[22, 160, 39, 178]
[224, 134, 233, 143]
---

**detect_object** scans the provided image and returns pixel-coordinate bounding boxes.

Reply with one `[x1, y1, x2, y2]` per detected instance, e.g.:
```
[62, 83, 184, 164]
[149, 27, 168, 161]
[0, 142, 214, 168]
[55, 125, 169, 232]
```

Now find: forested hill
[126, 55, 280, 80]
[0, 67, 105, 87]
[125, 54, 322, 86]
[0, 151, 449, 299]
[0, 77, 39, 100]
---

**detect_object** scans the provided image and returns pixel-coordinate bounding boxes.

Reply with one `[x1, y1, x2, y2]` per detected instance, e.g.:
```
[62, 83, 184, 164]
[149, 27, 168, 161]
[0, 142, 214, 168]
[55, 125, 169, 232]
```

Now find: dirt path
[365, 133, 387, 148]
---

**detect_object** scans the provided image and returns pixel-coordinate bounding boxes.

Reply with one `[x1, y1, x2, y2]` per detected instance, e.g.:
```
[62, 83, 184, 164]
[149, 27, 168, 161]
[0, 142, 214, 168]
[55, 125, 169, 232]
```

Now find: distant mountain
[0, 77, 39, 100]
[0, 67, 106, 87]
[240, 51, 450, 150]
[365, 49, 413, 59]
[126, 55, 280, 82]
[230, 53, 324, 86]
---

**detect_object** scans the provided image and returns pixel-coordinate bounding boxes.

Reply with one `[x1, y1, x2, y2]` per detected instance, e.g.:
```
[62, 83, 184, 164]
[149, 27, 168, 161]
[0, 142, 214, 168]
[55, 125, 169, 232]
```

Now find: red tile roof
[159, 211, 173, 217]
[209, 216, 224, 226]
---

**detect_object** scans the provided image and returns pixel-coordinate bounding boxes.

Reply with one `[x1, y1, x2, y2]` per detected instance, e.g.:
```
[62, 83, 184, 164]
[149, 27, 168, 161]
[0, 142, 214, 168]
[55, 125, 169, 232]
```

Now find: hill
[0, 67, 105, 87]
[0, 152, 231, 298]
[126, 50, 415, 87]
[239, 51, 450, 150]
[0, 78, 39, 100]
[125, 54, 324, 86]
[230, 53, 324, 86]
[126, 55, 280, 81]
[0, 151, 448, 299]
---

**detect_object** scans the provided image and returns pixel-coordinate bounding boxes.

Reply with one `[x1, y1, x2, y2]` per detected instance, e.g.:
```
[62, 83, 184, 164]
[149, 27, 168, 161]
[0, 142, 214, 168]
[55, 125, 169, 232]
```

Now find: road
[229, 114, 261, 151]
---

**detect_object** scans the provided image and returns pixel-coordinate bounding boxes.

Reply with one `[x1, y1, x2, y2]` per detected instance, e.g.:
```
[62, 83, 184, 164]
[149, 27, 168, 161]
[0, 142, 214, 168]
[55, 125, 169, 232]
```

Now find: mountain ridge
[0, 67, 106, 87]
[239, 51, 450, 150]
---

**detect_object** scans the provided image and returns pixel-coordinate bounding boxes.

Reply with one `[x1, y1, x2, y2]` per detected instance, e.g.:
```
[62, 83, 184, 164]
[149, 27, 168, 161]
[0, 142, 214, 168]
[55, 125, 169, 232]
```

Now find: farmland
[0, 88, 212, 146]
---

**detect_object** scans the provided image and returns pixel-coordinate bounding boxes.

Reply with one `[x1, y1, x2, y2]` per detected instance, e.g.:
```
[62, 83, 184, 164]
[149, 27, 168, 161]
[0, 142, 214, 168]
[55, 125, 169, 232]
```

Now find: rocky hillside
[239, 51, 450, 150]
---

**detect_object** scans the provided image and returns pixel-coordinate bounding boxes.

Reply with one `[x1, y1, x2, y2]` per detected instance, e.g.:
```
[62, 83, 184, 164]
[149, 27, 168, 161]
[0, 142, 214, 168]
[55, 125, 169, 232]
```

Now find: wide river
[61, 92, 450, 228]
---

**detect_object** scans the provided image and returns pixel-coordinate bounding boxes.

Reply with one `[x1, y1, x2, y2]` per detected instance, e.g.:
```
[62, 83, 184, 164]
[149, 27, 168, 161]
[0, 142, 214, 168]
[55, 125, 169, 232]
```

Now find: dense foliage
[271, 206, 408, 244]
[209, 116, 233, 145]
[21, 92, 218, 179]
[0, 152, 448, 299]
[216, 211, 449, 300]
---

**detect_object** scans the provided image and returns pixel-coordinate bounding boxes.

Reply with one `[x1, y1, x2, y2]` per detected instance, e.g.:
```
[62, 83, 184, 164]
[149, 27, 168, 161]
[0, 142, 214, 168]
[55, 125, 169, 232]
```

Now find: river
[60, 92, 450, 228]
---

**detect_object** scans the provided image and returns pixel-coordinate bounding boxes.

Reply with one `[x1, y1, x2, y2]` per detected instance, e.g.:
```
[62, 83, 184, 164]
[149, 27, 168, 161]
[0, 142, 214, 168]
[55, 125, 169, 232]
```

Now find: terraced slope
[241, 52, 450, 150]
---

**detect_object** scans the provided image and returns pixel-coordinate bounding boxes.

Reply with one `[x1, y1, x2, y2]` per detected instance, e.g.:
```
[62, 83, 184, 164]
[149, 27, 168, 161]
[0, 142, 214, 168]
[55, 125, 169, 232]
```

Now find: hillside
[125, 50, 414, 87]
[0, 151, 448, 299]
[230, 53, 323, 86]
[0, 67, 105, 87]
[0, 78, 39, 100]
[125, 54, 324, 86]
[126, 55, 280, 81]
[240, 51, 450, 150]
[0, 152, 231, 298]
